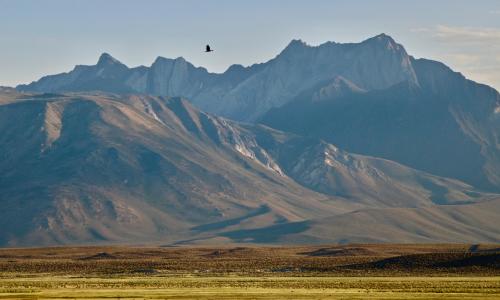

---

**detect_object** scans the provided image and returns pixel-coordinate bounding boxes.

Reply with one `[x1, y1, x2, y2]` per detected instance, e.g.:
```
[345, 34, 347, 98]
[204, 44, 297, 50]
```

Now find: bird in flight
[205, 45, 214, 52]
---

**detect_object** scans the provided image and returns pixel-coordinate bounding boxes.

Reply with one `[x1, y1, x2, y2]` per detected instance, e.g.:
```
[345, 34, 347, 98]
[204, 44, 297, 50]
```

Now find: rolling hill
[0, 90, 499, 246]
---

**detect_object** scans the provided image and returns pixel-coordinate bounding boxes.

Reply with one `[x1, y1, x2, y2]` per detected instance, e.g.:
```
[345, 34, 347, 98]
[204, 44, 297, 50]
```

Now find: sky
[1, 0, 500, 90]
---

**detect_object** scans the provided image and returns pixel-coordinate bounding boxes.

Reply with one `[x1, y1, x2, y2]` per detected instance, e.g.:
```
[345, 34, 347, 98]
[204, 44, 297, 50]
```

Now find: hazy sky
[1, 0, 500, 89]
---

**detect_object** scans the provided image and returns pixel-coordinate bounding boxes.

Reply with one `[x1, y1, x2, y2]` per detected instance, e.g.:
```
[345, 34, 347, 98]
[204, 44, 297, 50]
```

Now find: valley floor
[1, 276, 500, 299]
[0, 244, 499, 299]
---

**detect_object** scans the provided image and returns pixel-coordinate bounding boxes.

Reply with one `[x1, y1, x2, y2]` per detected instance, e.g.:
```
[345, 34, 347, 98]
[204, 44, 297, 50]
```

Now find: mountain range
[18, 34, 418, 122]
[4, 33, 500, 246]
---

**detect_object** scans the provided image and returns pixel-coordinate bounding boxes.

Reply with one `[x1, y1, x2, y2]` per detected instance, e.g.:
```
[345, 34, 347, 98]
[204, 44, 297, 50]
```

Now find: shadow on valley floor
[299, 247, 376, 257]
[343, 252, 500, 272]
[220, 220, 311, 243]
[190, 205, 271, 233]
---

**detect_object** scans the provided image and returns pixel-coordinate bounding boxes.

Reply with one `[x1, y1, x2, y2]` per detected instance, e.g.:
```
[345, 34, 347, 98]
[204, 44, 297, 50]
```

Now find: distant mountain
[261, 58, 500, 191]
[1, 90, 497, 246]
[18, 34, 418, 122]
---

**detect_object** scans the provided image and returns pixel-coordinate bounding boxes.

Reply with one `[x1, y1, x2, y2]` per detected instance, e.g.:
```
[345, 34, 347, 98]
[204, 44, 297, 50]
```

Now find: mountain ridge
[1, 89, 498, 246]
[17, 33, 421, 121]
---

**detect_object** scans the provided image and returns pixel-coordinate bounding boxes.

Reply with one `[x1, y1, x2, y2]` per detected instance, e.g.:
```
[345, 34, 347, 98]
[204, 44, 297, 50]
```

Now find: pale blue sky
[1, 0, 500, 89]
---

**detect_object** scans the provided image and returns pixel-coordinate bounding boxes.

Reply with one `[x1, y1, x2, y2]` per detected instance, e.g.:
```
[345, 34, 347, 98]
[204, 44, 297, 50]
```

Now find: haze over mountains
[4, 33, 500, 246]
[18, 34, 419, 121]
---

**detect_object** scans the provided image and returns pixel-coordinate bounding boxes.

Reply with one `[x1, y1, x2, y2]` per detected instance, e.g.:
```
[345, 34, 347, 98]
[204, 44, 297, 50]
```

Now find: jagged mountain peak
[151, 56, 196, 70]
[278, 39, 311, 56]
[153, 56, 167, 64]
[97, 53, 124, 66]
[151, 56, 175, 66]
[287, 38, 309, 48]
[358, 33, 406, 53]
[370, 33, 396, 42]
[152, 55, 186, 63]
[282, 33, 400, 53]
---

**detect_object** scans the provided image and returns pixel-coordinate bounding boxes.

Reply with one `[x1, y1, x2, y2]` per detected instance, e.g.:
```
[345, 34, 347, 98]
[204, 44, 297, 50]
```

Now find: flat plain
[0, 244, 499, 299]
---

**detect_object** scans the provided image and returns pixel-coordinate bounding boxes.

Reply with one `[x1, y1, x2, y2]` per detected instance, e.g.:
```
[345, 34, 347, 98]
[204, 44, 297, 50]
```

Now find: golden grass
[0, 276, 499, 299]
[0, 245, 499, 298]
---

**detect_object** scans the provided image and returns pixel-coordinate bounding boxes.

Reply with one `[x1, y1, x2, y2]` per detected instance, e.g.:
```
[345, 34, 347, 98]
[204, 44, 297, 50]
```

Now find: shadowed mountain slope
[261, 62, 500, 191]
[1, 90, 498, 246]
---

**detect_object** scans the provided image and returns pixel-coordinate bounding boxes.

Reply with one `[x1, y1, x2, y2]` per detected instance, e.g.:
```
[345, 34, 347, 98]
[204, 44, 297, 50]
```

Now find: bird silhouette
[205, 45, 214, 52]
